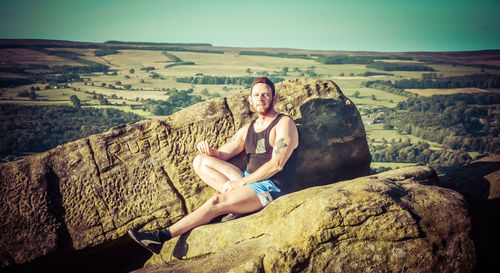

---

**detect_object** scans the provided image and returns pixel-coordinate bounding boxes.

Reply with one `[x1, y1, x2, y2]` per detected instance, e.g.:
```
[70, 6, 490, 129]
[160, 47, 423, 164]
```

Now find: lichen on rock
[0, 78, 371, 268]
[139, 167, 475, 273]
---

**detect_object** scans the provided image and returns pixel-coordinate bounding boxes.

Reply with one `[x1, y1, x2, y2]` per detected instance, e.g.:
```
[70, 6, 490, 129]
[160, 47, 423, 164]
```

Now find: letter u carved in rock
[127, 140, 140, 154]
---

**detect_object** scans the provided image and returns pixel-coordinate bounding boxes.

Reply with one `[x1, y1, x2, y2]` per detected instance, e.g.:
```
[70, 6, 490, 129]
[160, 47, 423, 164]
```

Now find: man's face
[249, 83, 275, 114]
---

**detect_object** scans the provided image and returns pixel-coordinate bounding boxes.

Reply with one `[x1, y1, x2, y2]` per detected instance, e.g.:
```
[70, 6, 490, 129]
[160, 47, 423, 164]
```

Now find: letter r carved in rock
[106, 142, 124, 165]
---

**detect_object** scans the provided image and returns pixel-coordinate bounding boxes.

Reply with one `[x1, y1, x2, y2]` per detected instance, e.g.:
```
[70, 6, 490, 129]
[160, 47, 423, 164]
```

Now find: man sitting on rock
[128, 77, 299, 254]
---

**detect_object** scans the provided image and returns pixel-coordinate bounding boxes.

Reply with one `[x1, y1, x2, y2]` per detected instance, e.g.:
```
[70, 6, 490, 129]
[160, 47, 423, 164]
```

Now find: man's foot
[128, 229, 163, 254]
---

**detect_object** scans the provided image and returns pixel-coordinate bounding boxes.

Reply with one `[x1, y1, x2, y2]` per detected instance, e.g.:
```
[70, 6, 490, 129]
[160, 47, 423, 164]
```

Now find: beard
[250, 100, 274, 114]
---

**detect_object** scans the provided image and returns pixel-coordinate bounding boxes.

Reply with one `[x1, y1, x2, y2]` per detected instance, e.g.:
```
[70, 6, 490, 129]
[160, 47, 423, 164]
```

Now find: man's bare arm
[236, 116, 298, 186]
[215, 126, 247, 161]
[197, 125, 248, 161]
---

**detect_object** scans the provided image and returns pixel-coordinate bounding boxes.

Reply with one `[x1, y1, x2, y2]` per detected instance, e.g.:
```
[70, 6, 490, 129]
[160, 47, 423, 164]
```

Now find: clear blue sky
[1, 0, 499, 52]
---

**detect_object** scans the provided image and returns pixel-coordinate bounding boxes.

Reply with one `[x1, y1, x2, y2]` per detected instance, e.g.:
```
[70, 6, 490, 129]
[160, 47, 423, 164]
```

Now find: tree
[29, 90, 38, 100]
[353, 90, 360, 98]
[371, 94, 377, 101]
[246, 68, 251, 74]
[282, 67, 289, 76]
[150, 72, 161, 79]
[201, 88, 210, 96]
[129, 68, 135, 74]
[17, 90, 30, 97]
[99, 97, 109, 105]
[305, 67, 317, 77]
[70, 95, 81, 108]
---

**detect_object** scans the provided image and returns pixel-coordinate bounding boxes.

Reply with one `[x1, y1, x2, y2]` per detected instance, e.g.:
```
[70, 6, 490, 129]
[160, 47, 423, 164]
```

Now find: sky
[0, 0, 499, 52]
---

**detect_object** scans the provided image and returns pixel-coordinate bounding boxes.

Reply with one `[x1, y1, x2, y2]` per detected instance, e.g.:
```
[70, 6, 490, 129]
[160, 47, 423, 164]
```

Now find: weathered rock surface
[0, 78, 370, 267]
[138, 167, 475, 273]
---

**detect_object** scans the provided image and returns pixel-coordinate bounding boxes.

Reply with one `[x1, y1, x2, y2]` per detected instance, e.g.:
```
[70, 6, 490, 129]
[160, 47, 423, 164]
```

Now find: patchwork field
[1, 40, 498, 170]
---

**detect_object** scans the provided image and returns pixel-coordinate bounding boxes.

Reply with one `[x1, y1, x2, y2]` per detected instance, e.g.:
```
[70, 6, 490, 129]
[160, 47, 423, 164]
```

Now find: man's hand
[197, 140, 218, 157]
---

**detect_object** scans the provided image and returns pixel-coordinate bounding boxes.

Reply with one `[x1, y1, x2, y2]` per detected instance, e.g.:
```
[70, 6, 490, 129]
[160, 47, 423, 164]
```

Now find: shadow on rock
[172, 231, 192, 259]
[3, 235, 151, 273]
[439, 157, 500, 273]
[470, 198, 500, 273]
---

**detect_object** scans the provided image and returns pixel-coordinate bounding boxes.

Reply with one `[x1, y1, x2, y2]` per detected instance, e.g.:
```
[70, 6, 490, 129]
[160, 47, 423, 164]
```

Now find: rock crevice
[140, 167, 474, 273]
[0, 78, 475, 272]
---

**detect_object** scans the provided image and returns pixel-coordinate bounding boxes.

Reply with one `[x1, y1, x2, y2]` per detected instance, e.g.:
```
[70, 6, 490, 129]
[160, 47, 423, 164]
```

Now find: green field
[365, 123, 443, 149]
[0, 99, 72, 105]
[2, 49, 493, 110]
[1, 44, 497, 160]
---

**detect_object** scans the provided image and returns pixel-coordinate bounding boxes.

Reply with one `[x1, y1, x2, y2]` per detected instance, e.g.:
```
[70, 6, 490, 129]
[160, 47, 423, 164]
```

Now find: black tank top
[244, 114, 297, 193]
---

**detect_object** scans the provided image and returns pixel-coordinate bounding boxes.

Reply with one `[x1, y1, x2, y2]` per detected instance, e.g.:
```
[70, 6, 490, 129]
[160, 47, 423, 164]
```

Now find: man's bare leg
[129, 156, 254, 253]
[168, 185, 261, 238]
[193, 154, 243, 193]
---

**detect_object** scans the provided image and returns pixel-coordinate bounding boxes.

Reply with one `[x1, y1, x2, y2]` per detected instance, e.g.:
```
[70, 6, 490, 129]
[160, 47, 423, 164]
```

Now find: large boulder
[140, 167, 475, 273]
[0, 78, 370, 268]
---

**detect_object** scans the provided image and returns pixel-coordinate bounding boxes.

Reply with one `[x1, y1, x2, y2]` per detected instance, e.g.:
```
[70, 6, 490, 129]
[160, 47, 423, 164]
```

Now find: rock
[138, 167, 475, 273]
[0, 78, 370, 268]
[439, 154, 500, 209]
[439, 155, 500, 273]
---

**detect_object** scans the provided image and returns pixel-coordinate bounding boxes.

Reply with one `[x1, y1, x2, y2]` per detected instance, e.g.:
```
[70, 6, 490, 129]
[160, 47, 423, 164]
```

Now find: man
[128, 77, 299, 254]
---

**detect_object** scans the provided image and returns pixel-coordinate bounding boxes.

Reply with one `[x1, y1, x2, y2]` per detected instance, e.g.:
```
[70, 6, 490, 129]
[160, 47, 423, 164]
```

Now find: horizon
[0, 0, 499, 52]
[2, 37, 500, 54]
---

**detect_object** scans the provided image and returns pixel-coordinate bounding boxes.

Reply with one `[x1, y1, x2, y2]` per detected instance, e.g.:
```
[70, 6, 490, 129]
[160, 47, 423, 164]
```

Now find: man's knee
[209, 195, 220, 205]
[207, 194, 228, 212]
[193, 154, 211, 170]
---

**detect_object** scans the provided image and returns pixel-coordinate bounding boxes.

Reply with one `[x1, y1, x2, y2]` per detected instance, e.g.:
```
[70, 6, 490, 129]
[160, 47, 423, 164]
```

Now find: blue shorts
[243, 171, 284, 206]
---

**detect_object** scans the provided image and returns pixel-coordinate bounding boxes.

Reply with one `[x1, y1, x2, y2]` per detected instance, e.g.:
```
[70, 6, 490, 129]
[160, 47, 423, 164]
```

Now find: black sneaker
[128, 229, 163, 254]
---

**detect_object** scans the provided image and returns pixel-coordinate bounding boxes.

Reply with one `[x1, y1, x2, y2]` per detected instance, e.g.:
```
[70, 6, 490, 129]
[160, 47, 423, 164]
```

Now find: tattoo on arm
[274, 137, 288, 156]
